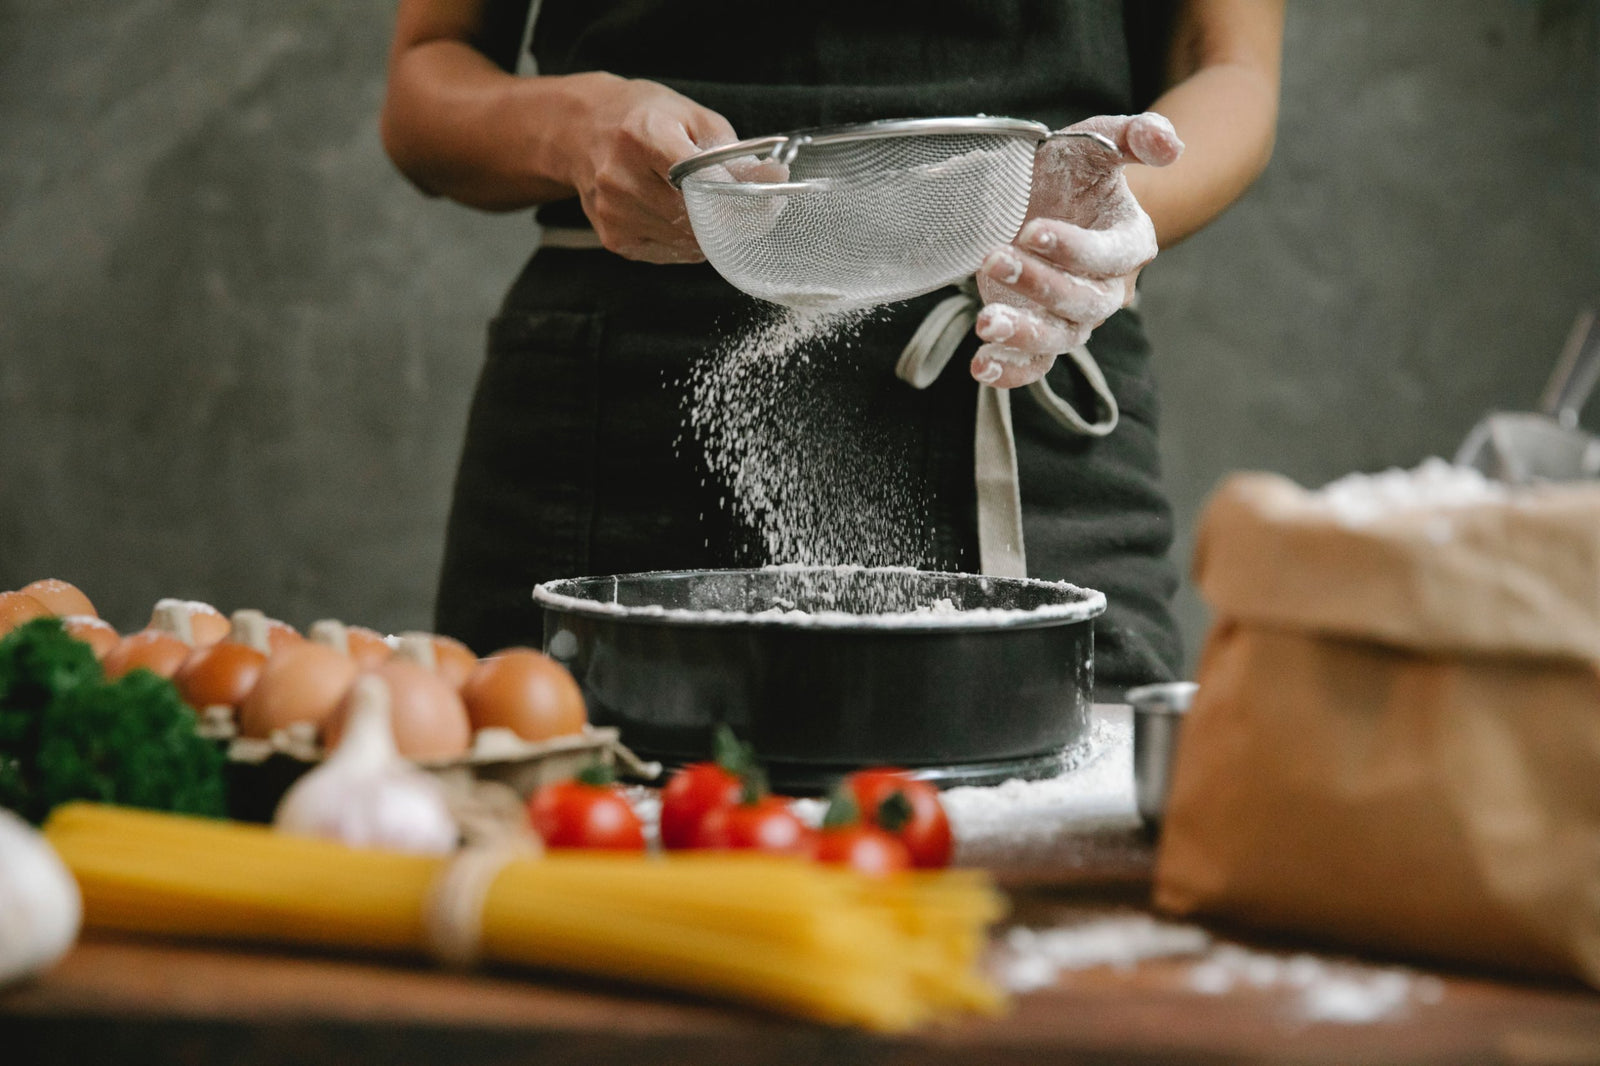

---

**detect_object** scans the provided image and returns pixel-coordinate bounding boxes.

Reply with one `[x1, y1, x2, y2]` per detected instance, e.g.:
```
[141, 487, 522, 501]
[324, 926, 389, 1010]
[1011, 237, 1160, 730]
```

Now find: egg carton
[200, 709, 661, 823]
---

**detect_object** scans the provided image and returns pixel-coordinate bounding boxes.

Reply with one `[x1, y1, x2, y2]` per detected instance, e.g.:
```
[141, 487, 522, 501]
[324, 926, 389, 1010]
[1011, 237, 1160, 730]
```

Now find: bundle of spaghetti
[44, 803, 1006, 1031]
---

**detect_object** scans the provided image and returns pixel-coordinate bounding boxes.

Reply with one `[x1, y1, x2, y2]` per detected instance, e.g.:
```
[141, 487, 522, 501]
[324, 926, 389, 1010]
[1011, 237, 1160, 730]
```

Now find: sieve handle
[769, 134, 811, 167]
[668, 135, 790, 188]
[1045, 129, 1120, 154]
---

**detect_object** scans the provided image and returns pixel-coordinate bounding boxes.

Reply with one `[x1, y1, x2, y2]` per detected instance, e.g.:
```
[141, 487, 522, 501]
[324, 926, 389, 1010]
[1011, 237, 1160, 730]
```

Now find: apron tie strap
[895, 280, 1121, 578]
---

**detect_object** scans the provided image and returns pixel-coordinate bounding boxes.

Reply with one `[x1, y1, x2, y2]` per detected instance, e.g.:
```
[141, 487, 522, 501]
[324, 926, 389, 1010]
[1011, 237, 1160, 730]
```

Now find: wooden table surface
[8, 882, 1600, 1066]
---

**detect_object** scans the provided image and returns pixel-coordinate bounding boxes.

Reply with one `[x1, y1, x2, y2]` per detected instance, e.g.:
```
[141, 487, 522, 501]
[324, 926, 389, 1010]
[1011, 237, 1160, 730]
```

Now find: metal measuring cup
[1126, 681, 1199, 831]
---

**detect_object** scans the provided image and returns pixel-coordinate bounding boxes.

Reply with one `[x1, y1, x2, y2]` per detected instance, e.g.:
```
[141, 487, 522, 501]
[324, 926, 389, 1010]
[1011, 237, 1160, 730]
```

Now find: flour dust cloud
[684, 306, 937, 569]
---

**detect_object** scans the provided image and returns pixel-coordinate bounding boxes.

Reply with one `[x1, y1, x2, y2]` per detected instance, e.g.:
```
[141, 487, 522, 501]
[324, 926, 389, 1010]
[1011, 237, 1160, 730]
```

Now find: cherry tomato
[659, 762, 745, 850]
[847, 768, 953, 869]
[692, 795, 812, 856]
[814, 825, 911, 877]
[528, 779, 645, 851]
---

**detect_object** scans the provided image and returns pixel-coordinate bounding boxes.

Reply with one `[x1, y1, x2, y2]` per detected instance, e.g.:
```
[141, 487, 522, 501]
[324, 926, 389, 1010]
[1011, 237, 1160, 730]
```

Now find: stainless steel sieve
[668, 116, 1113, 314]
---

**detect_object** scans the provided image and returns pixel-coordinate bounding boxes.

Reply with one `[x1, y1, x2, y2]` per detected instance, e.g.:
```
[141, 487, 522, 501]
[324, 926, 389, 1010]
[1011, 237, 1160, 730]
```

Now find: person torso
[529, 1, 1173, 226]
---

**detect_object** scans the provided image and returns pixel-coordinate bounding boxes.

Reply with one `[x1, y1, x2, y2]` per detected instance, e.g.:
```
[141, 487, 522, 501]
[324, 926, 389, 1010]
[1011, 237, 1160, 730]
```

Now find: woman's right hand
[559, 73, 738, 264]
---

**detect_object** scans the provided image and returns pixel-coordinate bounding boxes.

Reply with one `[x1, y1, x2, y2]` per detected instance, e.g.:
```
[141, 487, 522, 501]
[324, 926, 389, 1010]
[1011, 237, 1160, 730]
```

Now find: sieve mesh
[678, 125, 1044, 313]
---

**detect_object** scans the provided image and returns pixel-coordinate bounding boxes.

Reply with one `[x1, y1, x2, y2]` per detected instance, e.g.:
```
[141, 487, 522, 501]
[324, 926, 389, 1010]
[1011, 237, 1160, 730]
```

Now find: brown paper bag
[1153, 472, 1600, 985]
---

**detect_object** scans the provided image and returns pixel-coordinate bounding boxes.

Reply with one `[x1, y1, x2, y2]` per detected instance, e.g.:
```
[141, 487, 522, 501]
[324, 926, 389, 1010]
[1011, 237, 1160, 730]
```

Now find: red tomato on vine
[846, 768, 953, 869]
[659, 761, 744, 850]
[658, 725, 755, 850]
[528, 765, 645, 851]
[692, 794, 812, 857]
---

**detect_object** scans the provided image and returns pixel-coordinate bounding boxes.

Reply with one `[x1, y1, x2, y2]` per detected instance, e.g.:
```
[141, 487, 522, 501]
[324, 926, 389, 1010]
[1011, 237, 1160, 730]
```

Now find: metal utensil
[668, 116, 1115, 314]
[1126, 681, 1198, 830]
[1456, 309, 1600, 482]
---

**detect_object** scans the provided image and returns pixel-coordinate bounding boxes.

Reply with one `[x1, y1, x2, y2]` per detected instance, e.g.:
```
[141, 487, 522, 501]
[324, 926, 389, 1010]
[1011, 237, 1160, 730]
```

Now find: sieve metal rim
[666, 115, 1051, 189]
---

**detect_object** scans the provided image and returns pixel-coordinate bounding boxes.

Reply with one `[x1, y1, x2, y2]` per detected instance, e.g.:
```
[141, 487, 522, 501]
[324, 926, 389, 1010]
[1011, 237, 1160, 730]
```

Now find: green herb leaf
[32, 669, 225, 823]
[739, 763, 770, 806]
[711, 723, 757, 776]
[821, 787, 860, 830]
[0, 618, 105, 818]
[0, 620, 223, 824]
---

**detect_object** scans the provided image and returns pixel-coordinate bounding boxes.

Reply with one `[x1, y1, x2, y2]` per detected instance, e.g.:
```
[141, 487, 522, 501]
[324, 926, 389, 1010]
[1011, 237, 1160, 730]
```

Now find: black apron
[437, 0, 1183, 692]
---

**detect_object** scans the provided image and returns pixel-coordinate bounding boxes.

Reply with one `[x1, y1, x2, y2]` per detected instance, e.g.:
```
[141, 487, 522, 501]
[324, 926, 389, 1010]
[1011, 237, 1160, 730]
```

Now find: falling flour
[683, 306, 938, 568]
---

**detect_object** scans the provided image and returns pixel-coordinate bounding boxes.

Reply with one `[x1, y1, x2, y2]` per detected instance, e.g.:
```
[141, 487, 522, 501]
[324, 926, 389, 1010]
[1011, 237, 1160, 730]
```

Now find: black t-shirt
[477, 0, 1176, 227]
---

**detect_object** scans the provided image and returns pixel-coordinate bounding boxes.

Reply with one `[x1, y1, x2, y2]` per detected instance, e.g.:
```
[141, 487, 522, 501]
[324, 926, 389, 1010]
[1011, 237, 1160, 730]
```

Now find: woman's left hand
[971, 113, 1184, 389]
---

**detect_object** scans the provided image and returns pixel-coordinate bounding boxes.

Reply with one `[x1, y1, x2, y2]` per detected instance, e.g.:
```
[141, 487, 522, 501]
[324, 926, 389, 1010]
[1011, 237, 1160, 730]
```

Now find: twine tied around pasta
[424, 836, 542, 968]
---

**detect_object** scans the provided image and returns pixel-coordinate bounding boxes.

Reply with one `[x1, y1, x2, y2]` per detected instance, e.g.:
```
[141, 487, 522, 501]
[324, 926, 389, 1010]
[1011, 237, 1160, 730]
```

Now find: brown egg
[322, 659, 471, 761]
[0, 592, 52, 637]
[237, 642, 359, 738]
[103, 629, 192, 680]
[174, 641, 268, 710]
[461, 648, 586, 742]
[20, 579, 96, 618]
[345, 626, 392, 669]
[431, 634, 477, 690]
[265, 617, 304, 653]
[61, 614, 120, 658]
[188, 605, 232, 646]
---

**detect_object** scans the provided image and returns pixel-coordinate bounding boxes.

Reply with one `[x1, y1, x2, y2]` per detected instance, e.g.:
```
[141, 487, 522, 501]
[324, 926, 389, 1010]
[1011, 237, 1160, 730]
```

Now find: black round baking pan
[534, 567, 1103, 793]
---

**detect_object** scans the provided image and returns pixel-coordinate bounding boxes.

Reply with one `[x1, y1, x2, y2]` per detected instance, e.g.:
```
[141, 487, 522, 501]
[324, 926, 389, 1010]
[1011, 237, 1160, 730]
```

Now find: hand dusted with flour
[974, 113, 1183, 389]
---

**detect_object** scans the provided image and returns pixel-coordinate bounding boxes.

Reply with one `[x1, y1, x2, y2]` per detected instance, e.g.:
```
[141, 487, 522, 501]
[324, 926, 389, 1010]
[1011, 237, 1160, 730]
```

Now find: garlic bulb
[273, 675, 459, 855]
[0, 808, 82, 985]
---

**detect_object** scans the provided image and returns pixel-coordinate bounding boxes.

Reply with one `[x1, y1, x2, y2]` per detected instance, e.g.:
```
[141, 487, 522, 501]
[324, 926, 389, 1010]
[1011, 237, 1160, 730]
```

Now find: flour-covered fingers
[1054, 112, 1184, 169]
[975, 303, 1088, 355]
[970, 346, 1056, 389]
[980, 245, 1128, 325]
[1124, 111, 1184, 167]
[1013, 216, 1157, 281]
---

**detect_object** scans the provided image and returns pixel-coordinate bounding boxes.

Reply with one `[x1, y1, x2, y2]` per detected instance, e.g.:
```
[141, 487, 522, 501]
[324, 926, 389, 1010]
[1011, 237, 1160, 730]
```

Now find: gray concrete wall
[1144, 1, 1600, 665]
[2, 2, 1597, 666]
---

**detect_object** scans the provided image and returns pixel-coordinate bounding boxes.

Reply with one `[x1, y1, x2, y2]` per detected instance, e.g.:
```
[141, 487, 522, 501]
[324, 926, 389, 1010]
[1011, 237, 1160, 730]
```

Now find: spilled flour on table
[1186, 945, 1445, 1024]
[683, 306, 937, 567]
[942, 712, 1143, 869]
[787, 707, 1140, 868]
[992, 915, 1446, 1025]
[993, 914, 1212, 992]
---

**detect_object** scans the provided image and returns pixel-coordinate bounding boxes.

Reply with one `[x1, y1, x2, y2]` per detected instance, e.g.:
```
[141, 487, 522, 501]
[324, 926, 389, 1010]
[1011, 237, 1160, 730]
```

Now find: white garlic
[274, 675, 459, 855]
[0, 808, 82, 985]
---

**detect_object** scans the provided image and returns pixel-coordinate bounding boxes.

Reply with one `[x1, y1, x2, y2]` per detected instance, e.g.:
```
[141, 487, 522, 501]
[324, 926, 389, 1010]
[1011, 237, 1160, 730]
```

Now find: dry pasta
[44, 803, 1005, 1031]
